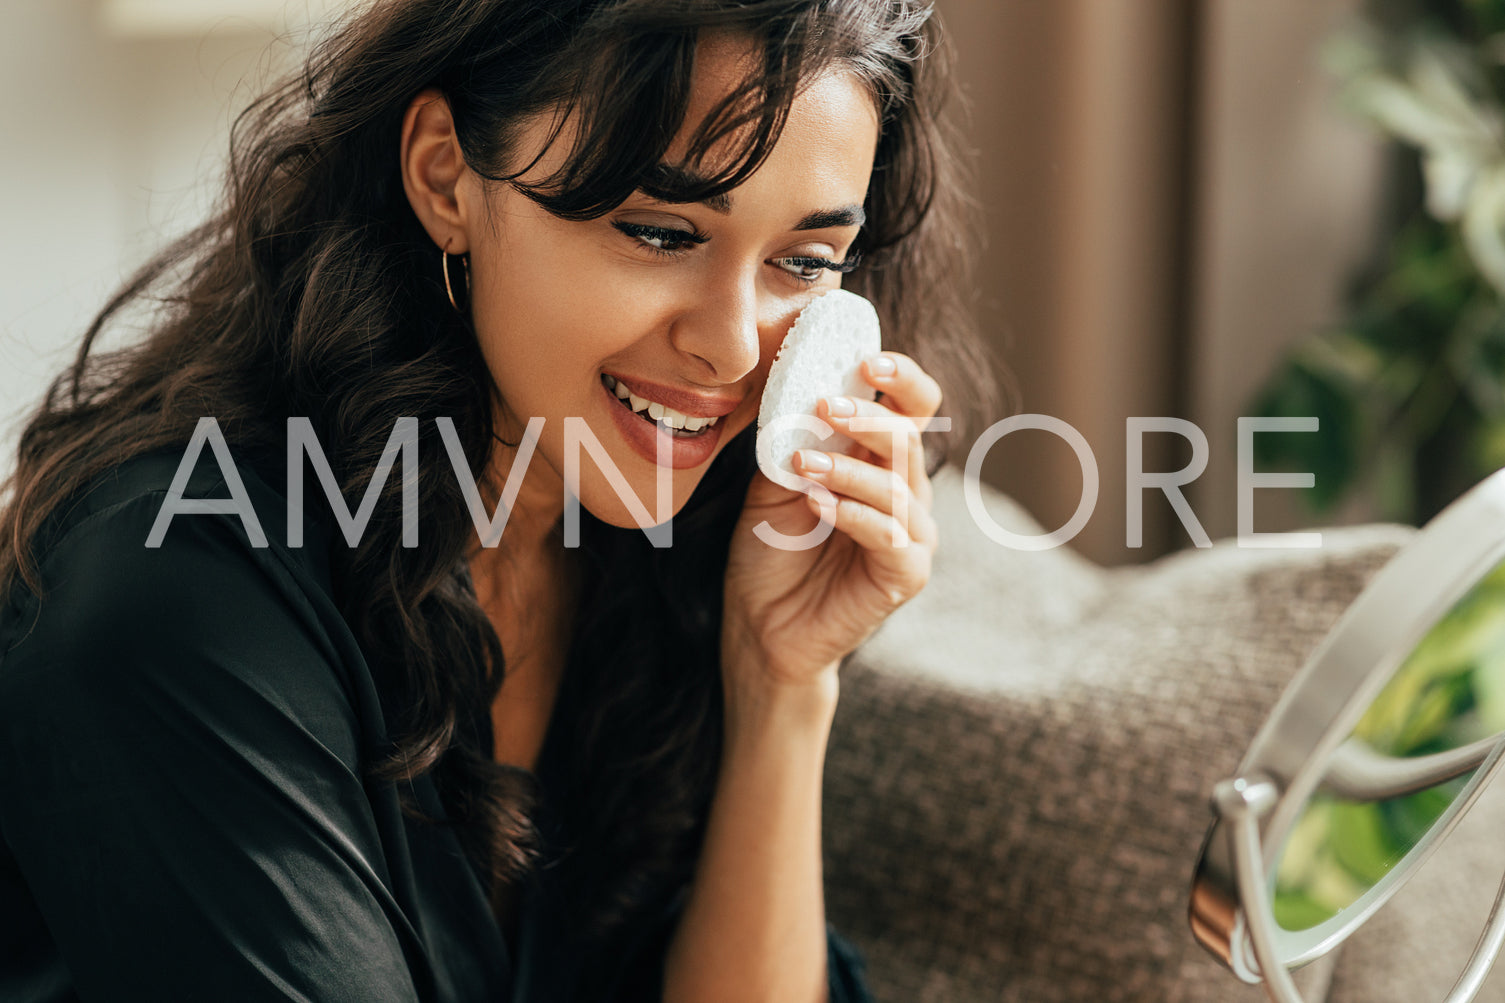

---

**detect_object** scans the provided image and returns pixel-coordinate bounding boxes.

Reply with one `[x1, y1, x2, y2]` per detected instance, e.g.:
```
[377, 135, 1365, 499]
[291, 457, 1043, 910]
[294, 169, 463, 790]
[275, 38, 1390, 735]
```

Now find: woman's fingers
[816, 396, 932, 508]
[794, 448, 937, 548]
[860, 351, 943, 421]
[798, 478, 935, 609]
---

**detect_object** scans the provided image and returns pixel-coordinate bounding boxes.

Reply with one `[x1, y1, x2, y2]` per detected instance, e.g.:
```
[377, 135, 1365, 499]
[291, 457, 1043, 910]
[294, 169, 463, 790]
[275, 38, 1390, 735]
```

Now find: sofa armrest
[824, 466, 1453, 1002]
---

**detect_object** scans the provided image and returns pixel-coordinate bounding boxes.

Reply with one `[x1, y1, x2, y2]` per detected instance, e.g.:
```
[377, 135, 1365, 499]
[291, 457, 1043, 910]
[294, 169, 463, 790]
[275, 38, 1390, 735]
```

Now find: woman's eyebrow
[636, 165, 866, 230]
[792, 206, 865, 231]
[639, 165, 734, 213]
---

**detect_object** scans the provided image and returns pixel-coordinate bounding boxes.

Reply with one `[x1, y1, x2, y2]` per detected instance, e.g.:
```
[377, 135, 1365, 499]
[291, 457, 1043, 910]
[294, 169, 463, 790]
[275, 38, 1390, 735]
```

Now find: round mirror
[1190, 465, 1505, 1003]
[1273, 559, 1505, 935]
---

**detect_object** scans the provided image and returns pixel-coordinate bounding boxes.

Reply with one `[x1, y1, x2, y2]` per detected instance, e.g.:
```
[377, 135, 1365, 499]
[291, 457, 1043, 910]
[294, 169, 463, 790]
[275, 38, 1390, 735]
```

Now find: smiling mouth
[601, 374, 722, 437]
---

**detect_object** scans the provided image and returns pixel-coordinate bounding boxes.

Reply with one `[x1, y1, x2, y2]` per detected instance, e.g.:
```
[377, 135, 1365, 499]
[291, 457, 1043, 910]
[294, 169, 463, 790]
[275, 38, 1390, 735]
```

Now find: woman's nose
[668, 273, 763, 385]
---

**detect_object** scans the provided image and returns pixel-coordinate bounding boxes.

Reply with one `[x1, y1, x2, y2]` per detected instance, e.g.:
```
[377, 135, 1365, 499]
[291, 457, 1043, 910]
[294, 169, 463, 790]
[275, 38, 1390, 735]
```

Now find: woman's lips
[600, 375, 725, 469]
[601, 372, 741, 419]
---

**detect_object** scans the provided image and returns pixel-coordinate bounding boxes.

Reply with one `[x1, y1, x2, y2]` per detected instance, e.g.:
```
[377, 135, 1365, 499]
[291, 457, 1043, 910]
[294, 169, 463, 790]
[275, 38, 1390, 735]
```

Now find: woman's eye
[773, 257, 832, 284]
[773, 252, 862, 285]
[612, 221, 707, 254]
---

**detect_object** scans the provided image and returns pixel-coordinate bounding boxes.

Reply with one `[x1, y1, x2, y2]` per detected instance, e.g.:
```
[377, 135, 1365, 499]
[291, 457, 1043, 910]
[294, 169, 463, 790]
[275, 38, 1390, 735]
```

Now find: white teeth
[602, 374, 721, 430]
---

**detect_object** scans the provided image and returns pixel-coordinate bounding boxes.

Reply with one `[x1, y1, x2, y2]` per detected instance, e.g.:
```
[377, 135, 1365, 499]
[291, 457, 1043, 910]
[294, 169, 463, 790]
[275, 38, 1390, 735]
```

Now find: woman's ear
[400, 89, 473, 254]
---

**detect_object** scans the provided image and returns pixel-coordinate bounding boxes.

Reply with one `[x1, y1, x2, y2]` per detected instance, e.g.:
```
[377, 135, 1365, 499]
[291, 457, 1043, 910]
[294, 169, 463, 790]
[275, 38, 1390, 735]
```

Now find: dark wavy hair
[0, 0, 1001, 951]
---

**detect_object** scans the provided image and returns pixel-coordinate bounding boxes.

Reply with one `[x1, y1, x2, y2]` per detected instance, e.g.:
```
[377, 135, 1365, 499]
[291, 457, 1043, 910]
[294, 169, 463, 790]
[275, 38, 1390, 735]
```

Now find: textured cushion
[826, 466, 1505, 1002]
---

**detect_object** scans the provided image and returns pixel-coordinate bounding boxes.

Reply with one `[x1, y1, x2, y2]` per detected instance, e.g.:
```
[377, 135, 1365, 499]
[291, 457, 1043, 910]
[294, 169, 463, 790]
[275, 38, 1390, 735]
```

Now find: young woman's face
[464, 42, 881, 530]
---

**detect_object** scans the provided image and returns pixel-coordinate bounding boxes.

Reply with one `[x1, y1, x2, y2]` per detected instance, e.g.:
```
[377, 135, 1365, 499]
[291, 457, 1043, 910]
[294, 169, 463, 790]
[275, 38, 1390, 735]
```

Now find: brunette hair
[0, 0, 1001, 949]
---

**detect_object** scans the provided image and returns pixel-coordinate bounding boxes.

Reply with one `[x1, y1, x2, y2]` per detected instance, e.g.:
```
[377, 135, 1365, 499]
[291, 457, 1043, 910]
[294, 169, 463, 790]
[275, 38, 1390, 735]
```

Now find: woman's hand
[721, 351, 943, 701]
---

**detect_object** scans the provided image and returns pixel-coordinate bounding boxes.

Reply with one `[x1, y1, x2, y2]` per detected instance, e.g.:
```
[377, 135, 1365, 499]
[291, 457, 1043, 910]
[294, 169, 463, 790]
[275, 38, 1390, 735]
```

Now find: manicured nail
[797, 449, 833, 473]
[825, 396, 856, 417]
[868, 355, 897, 378]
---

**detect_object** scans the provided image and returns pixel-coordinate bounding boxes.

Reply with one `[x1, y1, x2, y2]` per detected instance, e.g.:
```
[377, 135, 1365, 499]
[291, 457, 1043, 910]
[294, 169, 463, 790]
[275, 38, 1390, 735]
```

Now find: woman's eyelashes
[612, 221, 709, 254]
[770, 253, 862, 284]
[611, 220, 859, 285]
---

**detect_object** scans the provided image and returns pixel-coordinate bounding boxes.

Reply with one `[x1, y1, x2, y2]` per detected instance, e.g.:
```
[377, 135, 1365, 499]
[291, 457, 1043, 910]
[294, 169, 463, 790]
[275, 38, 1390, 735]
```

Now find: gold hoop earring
[442, 248, 470, 312]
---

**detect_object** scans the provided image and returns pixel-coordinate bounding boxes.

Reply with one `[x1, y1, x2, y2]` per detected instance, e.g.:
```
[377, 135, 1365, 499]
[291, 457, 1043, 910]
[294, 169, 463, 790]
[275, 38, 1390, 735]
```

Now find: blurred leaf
[1463, 163, 1505, 295]
[1472, 419, 1505, 470]
[1273, 889, 1339, 933]
[1448, 300, 1505, 415]
[1392, 671, 1475, 752]
[1467, 591, 1505, 731]
[1331, 800, 1405, 883]
[1356, 581, 1505, 749]
[1382, 781, 1463, 848]
[1377, 214, 1480, 324]
[1372, 433, 1420, 520]
[1267, 10, 1505, 521]
[1247, 357, 1364, 512]
[1276, 800, 1333, 891]
[1464, 0, 1505, 38]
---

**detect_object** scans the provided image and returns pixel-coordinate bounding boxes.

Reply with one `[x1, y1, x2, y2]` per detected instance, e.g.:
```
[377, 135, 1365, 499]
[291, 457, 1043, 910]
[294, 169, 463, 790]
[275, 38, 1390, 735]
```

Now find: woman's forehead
[495, 35, 877, 213]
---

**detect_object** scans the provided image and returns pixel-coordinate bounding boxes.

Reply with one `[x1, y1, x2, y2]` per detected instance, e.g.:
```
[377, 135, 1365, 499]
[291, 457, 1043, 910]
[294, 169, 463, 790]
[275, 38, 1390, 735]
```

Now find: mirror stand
[1213, 774, 1505, 1003]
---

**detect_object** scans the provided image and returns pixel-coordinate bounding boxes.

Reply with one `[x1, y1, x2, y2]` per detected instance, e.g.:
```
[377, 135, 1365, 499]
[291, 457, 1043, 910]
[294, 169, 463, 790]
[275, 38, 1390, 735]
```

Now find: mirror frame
[1190, 465, 1505, 983]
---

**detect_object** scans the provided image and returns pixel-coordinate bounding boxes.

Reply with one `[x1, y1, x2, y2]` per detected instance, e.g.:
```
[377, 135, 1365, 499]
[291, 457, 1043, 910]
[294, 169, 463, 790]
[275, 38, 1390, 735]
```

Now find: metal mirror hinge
[1211, 773, 1505, 1003]
[1212, 774, 1280, 825]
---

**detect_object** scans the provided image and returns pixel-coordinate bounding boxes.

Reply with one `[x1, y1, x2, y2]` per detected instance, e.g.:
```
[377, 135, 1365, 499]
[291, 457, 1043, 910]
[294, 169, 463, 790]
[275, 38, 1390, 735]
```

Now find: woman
[0, 1, 998, 1000]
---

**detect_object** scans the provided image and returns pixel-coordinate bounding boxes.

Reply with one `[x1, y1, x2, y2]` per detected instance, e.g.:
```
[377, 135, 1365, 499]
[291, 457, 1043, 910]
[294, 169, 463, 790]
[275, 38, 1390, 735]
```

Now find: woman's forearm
[661, 667, 840, 1003]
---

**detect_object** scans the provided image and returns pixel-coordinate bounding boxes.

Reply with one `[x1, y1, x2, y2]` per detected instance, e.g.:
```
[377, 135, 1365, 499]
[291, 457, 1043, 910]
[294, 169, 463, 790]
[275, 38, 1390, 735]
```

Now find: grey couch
[828, 466, 1505, 1002]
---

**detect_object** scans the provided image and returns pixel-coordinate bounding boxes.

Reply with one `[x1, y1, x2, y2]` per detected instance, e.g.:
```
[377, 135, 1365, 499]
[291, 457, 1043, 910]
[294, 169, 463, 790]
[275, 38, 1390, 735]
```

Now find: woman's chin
[575, 478, 696, 533]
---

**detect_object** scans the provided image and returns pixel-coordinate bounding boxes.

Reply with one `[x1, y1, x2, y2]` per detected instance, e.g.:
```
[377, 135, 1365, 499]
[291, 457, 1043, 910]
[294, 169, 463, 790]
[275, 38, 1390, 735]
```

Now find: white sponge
[756, 289, 882, 492]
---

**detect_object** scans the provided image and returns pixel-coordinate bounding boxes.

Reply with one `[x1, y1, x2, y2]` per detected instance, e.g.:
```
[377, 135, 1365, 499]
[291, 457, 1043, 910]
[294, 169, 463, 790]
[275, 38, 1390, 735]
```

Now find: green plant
[1252, 0, 1505, 524]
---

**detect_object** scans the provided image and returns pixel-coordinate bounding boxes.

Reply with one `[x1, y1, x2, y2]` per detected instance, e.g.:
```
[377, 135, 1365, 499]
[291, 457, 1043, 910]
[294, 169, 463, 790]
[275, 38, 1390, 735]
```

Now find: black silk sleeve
[603, 888, 878, 1001]
[824, 924, 878, 1002]
[0, 494, 425, 1002]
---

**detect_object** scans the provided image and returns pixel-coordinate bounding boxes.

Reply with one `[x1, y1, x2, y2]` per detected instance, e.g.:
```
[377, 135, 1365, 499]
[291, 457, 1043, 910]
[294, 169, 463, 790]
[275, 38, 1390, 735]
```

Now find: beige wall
[1185, 0, 1388, 541]
[941, 0, 1388, 564]
[0, 1, 311, 476]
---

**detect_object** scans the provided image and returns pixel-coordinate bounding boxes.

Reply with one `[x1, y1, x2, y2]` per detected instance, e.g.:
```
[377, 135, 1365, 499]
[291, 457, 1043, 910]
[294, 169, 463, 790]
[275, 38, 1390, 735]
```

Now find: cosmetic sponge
[756, 289, 882, 492]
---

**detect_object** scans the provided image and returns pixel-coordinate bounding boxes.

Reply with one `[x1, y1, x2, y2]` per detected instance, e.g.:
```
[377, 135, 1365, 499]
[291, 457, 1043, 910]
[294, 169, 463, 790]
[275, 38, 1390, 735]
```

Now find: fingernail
[797, 449, 833, 473]
[825, 396, 856, 417]
[868, 355, 897, 377]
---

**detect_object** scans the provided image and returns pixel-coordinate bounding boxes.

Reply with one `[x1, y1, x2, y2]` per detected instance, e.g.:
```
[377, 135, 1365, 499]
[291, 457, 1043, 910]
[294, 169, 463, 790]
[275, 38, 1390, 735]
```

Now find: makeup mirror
[1190, 465, 1505, 1003]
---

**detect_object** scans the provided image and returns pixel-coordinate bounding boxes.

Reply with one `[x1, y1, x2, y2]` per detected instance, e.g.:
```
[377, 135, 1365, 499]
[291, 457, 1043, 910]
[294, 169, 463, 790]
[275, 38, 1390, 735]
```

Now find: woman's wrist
[720, 649, 841, 742]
